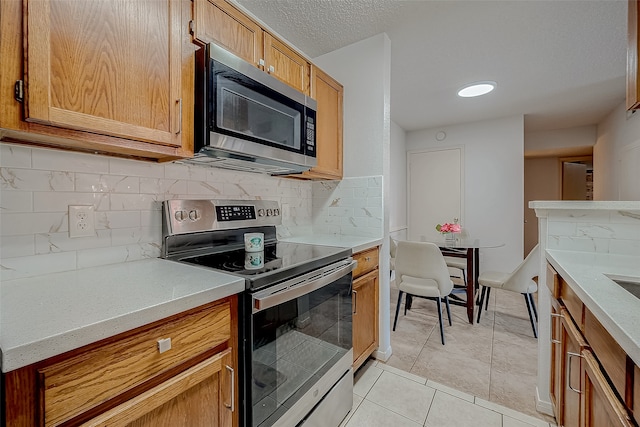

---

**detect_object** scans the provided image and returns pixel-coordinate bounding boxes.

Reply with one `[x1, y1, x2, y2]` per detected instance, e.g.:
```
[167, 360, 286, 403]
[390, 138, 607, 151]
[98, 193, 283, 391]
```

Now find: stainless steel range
[162, 199, 355, 427]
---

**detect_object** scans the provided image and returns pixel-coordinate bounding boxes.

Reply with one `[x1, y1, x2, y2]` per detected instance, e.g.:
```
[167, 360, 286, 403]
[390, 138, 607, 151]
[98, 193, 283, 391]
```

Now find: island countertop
[0, 258, 244, 373]
[545, 249, 640, 365]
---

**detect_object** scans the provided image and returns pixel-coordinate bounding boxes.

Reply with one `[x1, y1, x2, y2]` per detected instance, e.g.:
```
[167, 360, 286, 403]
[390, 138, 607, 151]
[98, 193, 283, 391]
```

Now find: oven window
[250, 275, 352, 427]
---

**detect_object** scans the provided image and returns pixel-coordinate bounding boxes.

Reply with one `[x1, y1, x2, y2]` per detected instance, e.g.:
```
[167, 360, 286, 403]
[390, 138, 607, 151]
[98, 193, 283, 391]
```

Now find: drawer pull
[225, 365, 235, 412]
[550, 313, 563, 344]
[157, 338, 172, 354]
[352, 290, 358, 315]
[365, 257, 371, 262]
[566, 351, 583, 394]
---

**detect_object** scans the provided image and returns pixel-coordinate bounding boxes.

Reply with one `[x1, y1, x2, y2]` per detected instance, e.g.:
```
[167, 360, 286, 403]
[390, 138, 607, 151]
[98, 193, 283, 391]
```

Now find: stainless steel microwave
[191, 43, 317, 175]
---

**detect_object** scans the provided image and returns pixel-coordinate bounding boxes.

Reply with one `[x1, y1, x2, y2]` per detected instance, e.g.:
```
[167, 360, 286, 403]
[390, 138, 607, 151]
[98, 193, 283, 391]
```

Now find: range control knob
[273, 208, 280, 216]
[257, 209, 266, 217]
[188, 210, 200, 221]
[174, 210, 187, 221]
[266, 209, 273, 216]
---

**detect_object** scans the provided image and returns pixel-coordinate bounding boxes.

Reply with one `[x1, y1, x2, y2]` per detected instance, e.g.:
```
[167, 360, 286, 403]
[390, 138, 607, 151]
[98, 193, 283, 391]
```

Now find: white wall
[594, 101, 640, 200]
[525, 125, 596, 153]
[390, 120, 407, 240]
[314, 34, 393, 363]
[406, 116, 525, 272]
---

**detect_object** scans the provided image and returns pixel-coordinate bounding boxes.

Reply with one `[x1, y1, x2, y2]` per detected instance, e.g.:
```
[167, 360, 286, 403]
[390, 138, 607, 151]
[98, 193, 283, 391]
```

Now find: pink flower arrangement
[436, 220, 461, 234]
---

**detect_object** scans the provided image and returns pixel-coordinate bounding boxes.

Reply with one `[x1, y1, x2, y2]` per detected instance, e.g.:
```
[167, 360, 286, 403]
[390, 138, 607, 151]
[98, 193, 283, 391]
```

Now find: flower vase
[445, 233, 456, 245]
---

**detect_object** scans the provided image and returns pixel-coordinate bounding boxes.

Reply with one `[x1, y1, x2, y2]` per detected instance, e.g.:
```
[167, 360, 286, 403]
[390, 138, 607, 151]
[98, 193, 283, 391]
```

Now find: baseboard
[373, 345, 392, 362]
[535, 386, 554, 416]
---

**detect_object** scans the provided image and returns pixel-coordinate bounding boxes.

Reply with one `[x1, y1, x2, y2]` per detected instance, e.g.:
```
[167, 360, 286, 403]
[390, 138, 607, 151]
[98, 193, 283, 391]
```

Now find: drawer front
[559, 279, 583, 328]
[353, 247, 379, 278]
[40, 301, 231, 426]
[546, 263, 560, 298]
[583, 309, 627, 399]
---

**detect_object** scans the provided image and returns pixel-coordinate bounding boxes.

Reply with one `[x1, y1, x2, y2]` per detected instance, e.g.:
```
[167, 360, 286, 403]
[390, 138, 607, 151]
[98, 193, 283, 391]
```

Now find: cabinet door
[560, 309, 589, 427]
[633, 364, 639, 426]
[263, 33, 311, 95]
[628, 0, 640, 110]
[352, 269, 379, 370]
[549, 298, 562, 418]
[581, 350, 634, 427]
[81, 349, 235, 427]
[25, 0, 183, 147]
[300, 66, 343, 180]
[192, 0, 263, 66]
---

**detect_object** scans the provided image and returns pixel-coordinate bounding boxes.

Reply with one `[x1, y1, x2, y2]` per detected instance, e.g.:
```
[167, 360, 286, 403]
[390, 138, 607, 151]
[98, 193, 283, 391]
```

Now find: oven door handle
[252, 259, 357, 313]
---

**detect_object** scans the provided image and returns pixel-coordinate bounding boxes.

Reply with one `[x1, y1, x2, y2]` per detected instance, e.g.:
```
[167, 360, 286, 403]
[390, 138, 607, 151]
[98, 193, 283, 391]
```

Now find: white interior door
[407, 147, 463, 242]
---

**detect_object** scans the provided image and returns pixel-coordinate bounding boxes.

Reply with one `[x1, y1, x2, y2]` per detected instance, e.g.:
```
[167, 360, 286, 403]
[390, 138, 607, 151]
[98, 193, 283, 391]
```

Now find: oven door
[243, 259, 355, 427]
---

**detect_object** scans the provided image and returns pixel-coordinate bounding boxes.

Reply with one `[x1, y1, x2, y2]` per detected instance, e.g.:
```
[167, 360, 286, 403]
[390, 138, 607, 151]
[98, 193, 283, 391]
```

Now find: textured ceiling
[235, 0, 628, 132]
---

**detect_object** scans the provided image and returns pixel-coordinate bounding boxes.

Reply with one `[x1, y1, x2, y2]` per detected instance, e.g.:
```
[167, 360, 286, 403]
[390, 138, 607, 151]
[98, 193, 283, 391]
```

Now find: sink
[605, 274, 640, 300]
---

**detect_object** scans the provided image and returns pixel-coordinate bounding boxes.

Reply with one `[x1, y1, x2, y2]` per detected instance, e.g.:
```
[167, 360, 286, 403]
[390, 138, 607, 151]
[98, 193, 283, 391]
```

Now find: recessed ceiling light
[457, 81, 496, 98]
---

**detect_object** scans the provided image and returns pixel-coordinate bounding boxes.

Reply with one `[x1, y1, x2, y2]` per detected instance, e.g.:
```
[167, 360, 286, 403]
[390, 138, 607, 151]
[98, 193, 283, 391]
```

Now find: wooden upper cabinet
[628, 0, 640, 110]
[263, 33, 311, 95]
[299, 66, 343, 180]
[24, 0, 183, 147]
[192, 0, 263, 66]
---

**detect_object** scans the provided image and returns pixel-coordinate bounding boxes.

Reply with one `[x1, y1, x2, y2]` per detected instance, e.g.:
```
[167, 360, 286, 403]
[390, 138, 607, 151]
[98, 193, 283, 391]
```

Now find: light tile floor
[341, 279, 558, 427]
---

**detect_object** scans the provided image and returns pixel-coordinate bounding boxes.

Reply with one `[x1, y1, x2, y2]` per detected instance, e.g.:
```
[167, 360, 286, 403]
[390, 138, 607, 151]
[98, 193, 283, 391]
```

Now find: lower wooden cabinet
[83, 349, 234, 427]
[634, 364, 640, 425]
[352, 247, 379, 370]
[581, 350, 634, 427]
[3, 297, 238, 427]
[547, 264, 636, 427]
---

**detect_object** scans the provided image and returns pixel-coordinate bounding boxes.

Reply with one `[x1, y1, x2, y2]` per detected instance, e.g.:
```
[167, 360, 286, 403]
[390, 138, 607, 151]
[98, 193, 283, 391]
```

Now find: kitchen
[1, 0, 639, 426]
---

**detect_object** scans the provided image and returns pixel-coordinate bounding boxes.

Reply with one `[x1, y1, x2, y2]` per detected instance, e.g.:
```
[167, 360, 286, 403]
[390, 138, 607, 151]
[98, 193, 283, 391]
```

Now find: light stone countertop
[280, 234, 383, 253]
[545, 249, 640, 365]
[0, 258, 245, 373]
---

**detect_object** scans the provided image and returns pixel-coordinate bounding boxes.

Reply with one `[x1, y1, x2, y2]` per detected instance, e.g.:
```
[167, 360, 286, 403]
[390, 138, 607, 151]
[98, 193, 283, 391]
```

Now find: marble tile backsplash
[547, 209, 640, 256]
[312, 176, 383, 237]
[0, 143, 314, 280]
[1, 144, 386, 280]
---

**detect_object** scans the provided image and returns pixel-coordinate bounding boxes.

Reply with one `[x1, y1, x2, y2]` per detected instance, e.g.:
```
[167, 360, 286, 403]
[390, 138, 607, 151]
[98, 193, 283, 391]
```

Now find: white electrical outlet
[68, 205, 95, 238]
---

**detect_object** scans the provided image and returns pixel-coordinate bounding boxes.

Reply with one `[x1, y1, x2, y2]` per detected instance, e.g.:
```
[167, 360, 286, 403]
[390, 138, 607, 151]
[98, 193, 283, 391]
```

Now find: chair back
[395, 241, 453, 295]
[502, 244, 540, 293]
[389, 237, 397, 271]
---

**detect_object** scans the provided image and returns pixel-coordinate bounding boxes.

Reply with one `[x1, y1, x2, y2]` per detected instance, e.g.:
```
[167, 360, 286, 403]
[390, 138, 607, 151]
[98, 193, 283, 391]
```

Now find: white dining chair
[476, 244, 540, 338]
[392, 241, 454, 345]
[389, 236, 397, 278]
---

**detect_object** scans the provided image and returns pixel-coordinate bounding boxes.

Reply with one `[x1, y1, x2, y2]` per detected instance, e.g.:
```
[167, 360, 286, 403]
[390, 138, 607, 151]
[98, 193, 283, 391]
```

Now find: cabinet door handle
[268, 65, 275, 73]
[175, 99, 182, 135]
[224, 365, 235, 412]
[352, 290, 357, 315]
[365, 257, 371, 262]
[566, 351, 583, 394]
[550, 313, 563, 344]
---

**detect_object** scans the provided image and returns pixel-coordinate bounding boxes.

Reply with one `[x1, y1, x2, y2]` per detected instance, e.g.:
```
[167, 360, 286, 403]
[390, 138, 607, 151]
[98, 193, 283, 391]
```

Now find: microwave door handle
[252, 260, 356, 313]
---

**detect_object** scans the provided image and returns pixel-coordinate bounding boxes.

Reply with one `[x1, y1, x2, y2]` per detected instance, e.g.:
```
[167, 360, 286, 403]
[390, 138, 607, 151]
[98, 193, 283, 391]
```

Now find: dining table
[422, 237, 504, 324]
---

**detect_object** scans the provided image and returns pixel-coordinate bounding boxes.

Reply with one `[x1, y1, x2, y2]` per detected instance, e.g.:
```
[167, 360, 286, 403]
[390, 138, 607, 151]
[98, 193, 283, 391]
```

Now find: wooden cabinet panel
[193, 0, 263, 66]
[352, 269, 379, 370]
[25, 0, 182, 146]
[583, 309, 627, 400]
[41, 302, 231, 426]
[628, 0, 640, 110]
[560, 308, 589, 427]
[634, 364, 640, 425]
[0, 0, 192, 161]
[546, 263, 560, 298]
[80, 349, 233, 427]
[581, 350, 635, 427]
[559, 278, 584, 329]
[299, 66, 343, 180]
[263, 33, 311, 95]
[549, 297, 563, 418]
[353, 247, 379, 278]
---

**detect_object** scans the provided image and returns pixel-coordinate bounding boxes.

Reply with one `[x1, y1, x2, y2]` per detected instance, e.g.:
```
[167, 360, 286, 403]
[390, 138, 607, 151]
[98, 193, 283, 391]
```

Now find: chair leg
[404, 294, 413, 314]
[484, 287, 491, 310]
[437, 298, 445, 345]
[444, 296, 452, 326]
[393, 291, 404, 331]
[523, 293, 538, 338]
[476, 286, 487, 323]
[530, 293, 538, 321]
